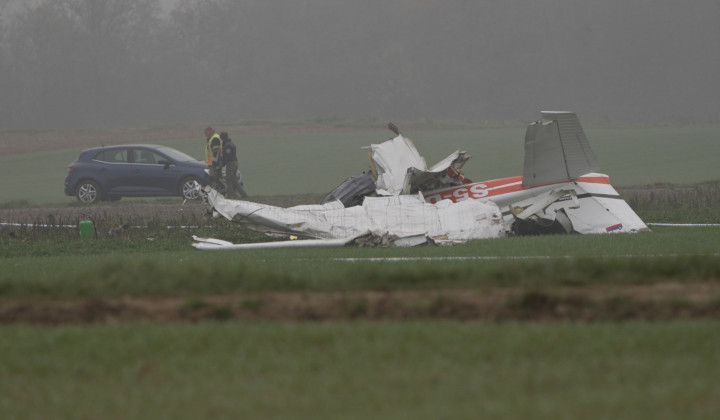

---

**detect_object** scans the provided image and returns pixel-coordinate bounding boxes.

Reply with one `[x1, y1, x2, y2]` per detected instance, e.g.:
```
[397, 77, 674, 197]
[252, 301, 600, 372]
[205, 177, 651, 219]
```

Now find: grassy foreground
[1, 227, 719, 299]
[1, 321, 718, 419]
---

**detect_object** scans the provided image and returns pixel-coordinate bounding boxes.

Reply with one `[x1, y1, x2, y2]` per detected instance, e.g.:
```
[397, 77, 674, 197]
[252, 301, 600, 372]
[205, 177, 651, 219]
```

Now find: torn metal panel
[511, 209, 574, 236]
[368, 134, 471, 196]
[321, 172, 376, 207]
[204, 187, 505, 246]
[406, 151, 472, 193]
[509, 189, 578, 235]
[511, 189, 578, 221]
[368, 135, 427, 196]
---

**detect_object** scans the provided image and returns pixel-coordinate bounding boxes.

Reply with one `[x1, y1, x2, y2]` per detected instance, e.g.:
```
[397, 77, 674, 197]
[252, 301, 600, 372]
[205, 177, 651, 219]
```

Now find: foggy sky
[1, 0, 718, 129]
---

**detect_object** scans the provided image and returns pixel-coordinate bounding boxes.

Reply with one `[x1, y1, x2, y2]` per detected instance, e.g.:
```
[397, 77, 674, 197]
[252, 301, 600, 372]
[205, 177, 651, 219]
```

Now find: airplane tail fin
[522, 111, 600, 188]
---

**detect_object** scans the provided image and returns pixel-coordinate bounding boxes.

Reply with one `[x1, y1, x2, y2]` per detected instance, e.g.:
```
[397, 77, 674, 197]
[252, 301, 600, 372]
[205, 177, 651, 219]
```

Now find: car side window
[133, 149, 163, 165]
[95, 149, 128, 163]
[134, 149, 164, 165]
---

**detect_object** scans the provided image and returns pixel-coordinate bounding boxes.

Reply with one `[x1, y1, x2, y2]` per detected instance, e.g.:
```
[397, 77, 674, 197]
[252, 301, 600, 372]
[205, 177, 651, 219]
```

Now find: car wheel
[180, 177, 201, 200]
[76, 180, 101, 203]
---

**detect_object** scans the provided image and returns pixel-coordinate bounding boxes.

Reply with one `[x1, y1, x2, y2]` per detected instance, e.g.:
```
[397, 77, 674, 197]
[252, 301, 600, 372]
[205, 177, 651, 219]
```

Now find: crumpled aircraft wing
[522, 111, 600, 188]
[202, 187, 505, 246]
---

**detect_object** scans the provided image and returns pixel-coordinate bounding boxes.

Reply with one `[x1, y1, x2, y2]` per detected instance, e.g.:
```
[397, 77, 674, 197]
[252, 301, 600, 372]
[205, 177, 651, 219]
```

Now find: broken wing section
[204, 187, 505, 246]
[193, 236, 353, 250]
[208, 188, 367, 239]
[523, 111, 600, 188]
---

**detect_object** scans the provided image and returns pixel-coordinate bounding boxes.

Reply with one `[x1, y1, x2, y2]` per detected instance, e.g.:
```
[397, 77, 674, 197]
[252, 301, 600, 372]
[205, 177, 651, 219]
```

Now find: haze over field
[0, 0, 718, 129]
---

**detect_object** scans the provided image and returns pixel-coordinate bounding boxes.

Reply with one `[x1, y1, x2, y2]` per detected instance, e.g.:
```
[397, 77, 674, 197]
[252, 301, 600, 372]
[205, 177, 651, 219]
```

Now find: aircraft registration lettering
[426, 183, 489, 203]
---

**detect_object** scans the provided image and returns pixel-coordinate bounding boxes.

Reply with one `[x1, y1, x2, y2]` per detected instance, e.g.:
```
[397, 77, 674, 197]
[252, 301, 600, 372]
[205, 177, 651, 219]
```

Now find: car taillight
[67, 167, 75, 173]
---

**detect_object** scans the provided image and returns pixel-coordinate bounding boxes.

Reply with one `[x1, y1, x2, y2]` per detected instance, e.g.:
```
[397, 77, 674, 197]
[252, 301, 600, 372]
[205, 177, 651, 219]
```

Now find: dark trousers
[209, 164, 222, 189]
[224, 160, 242, 198]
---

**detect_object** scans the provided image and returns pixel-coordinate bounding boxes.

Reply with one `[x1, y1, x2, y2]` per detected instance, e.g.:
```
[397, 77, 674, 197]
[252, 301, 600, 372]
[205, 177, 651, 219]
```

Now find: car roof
[82, 144, 169, 153]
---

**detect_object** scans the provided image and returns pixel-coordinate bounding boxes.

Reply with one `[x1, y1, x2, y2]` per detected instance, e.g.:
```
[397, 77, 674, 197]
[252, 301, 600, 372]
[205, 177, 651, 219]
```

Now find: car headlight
[203, 168, 210, 175]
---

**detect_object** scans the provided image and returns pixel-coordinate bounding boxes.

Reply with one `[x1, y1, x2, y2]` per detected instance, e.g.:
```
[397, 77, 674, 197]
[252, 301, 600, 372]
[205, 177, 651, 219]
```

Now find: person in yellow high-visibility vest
[204, 126, 223, 188]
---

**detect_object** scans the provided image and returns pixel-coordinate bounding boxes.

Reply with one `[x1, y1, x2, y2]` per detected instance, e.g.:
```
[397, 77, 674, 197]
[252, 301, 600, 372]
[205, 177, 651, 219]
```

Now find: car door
[128, 147, 179, 195]
[92, 148, 134, 194]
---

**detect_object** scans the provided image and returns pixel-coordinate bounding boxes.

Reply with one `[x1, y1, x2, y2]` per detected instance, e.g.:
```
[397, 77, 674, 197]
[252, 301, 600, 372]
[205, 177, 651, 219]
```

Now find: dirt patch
[2, 284, 719, 324]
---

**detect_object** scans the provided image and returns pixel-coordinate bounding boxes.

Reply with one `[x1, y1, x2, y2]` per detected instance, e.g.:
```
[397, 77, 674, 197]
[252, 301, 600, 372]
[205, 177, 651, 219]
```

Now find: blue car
[64, 144, 210, 203]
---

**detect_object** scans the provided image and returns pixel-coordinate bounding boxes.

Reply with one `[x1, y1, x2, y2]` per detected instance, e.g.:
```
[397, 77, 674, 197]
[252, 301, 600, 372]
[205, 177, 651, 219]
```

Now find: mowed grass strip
[1, 227, 719, 299]
[1, 321, 718, 419]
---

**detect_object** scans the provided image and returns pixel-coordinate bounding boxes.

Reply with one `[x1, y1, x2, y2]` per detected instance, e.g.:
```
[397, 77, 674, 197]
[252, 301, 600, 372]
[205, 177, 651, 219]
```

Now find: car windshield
[155, 146, 198, 163]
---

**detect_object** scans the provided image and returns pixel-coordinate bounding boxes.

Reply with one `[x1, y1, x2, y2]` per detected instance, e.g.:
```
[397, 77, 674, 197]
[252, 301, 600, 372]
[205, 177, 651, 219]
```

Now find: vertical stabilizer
[522, 111, 600, 187]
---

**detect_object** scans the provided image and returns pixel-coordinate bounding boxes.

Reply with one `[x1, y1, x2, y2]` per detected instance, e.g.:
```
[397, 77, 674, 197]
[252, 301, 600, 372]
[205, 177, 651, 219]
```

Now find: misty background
[0, 0, 718, 130]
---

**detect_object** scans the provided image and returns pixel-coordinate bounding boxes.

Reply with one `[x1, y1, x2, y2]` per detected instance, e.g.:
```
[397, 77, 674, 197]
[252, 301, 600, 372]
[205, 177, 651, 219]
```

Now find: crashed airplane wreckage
[194, 112, 648, 250]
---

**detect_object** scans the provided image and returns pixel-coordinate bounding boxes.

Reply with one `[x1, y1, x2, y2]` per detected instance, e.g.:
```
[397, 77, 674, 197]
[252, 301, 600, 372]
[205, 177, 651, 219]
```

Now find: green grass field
[2, 226, 719, 299]
[1, 123, 719, 204]
[2, 321, 718, 419]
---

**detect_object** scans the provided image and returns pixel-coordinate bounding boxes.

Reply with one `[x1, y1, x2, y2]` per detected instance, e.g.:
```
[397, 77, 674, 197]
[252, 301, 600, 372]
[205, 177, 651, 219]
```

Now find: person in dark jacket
[220, 132, 247, 199]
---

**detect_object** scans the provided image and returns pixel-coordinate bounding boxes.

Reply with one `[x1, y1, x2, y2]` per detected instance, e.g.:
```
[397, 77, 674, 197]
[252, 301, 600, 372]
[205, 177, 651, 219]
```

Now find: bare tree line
[1, 0, 718, 129]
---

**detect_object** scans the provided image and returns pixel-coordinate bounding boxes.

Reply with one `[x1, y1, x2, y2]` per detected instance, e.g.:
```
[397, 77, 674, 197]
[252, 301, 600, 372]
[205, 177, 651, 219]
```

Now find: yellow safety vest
[205, 133, 222, 164]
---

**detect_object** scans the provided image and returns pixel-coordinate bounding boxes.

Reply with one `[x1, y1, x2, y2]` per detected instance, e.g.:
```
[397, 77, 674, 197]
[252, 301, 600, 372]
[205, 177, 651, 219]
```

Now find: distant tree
[4, 0, 161, 128]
